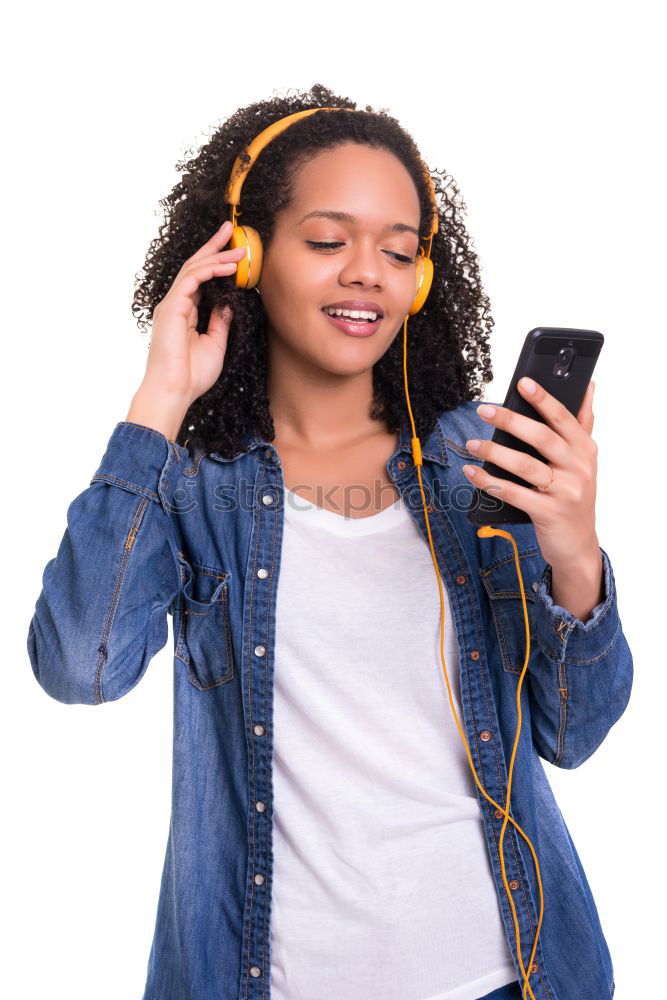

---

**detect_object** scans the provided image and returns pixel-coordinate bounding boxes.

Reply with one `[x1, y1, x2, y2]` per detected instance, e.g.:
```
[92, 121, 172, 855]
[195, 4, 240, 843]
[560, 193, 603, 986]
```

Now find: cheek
[282, 271, 336, 329]
[262, 244, 325, 307]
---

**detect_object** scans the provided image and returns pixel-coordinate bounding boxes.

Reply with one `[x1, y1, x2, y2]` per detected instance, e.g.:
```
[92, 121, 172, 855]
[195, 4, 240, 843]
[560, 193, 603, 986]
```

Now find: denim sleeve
[27, 421, 186, 705]
[528, 546, 634, 769]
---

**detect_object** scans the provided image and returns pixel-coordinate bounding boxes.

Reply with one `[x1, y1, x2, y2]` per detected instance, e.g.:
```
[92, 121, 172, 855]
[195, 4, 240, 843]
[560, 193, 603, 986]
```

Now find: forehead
[287, 143, 421, 222]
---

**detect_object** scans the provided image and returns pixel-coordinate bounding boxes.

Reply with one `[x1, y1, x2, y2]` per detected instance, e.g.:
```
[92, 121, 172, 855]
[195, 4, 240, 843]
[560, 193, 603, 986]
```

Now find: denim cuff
[90, 421, 188, 515]
[532, 546, 621, 665]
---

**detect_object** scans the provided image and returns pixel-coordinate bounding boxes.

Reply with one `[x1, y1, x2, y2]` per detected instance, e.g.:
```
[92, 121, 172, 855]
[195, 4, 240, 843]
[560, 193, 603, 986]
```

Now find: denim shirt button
[257, 568, 269, 579]
[456, 574, 466, 585]
[250, 966, 262, 977]
[254, 644, 266, 657]
[255, 801, 266, 813]
[508, 880, 519, 890]
[253, 724, 265, 736]
[262, 494, 274, 506]
[397, 460, 407, 470]
[254, 873, 265, 885]
[480, 730, 492, 742]
[470, 649, 480, 660]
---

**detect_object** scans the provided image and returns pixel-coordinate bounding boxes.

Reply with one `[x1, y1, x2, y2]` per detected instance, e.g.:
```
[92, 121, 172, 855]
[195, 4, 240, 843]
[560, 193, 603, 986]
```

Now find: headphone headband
[224, 107, 439, 258]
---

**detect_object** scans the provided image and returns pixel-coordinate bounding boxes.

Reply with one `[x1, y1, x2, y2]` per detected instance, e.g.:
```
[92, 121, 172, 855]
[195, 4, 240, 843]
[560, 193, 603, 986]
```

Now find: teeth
[324, 307, 378, 321]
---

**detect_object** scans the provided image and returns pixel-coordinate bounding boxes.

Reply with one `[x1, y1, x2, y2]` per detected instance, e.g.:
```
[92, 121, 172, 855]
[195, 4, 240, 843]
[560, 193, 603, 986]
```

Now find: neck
[266, 339, 388, 451]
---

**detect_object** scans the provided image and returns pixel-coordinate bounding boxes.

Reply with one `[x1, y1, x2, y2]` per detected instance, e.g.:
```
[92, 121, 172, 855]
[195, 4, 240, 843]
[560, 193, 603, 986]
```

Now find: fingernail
[477, 404, 496, 418]
[466, 439, 480, 452]
[520, 377, 536, 394]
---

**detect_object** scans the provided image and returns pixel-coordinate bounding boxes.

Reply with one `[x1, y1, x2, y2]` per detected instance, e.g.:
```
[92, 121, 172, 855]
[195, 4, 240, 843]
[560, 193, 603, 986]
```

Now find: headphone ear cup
[408, 254, 434, 316]
[229, 224, 263, 289]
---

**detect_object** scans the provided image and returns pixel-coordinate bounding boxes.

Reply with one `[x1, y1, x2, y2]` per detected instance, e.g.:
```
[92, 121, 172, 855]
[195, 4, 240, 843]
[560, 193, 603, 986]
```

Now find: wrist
[126, 382, 191, 442]
[549, 541, 601, 583]
[549, 547, 604, 623]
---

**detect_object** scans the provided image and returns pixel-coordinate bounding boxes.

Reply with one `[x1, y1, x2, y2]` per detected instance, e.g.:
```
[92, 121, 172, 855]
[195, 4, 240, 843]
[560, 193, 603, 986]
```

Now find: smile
[321, 308, 381, 337]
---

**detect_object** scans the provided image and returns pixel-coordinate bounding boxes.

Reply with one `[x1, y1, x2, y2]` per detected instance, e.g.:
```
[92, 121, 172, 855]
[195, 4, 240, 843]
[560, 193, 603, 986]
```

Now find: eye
[306, 241, 415, 264]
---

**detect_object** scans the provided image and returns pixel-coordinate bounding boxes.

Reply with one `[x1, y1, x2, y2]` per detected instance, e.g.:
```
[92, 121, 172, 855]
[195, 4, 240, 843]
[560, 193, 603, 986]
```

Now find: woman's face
[257, 142, 422, 377]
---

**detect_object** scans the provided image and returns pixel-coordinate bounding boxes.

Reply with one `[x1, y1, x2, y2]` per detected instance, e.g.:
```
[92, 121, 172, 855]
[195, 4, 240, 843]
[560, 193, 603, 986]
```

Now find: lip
[321, 309, 381, 338]
[323, 299, 384, 316]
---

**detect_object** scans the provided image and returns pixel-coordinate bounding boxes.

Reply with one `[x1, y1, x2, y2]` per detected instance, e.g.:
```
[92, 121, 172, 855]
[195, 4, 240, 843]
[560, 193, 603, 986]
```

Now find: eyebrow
[297, 210, 420, 237]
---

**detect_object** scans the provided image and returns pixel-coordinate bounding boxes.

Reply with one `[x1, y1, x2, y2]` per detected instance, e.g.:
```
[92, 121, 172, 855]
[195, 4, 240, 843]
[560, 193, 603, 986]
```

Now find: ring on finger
[535, 465, 556, 492]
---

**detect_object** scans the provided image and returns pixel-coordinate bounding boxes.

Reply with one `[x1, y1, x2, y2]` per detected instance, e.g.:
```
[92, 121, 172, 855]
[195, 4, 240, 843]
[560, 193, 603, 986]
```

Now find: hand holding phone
[465, 327, 604, 525]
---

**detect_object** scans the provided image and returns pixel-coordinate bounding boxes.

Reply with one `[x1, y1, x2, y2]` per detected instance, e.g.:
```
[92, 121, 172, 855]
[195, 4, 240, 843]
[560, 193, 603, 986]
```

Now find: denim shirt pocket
[174, 552, 235, 690]
[479, 547, 544, 675]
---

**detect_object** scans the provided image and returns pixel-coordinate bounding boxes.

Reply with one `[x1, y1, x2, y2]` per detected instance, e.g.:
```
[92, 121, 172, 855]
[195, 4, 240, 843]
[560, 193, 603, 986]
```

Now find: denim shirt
[27, 401, 633, 1000]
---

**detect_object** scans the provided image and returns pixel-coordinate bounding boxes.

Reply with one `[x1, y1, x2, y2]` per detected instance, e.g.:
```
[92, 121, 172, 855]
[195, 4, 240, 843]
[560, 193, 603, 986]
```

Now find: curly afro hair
[132, 83, 494, 459]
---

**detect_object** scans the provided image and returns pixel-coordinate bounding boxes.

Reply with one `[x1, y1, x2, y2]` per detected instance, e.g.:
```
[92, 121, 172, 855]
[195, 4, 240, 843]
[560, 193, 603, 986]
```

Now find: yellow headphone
[224, 107, 542, 1000]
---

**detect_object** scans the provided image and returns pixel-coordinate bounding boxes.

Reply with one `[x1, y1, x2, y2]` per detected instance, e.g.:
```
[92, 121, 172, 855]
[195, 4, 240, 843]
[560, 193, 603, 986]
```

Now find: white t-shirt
[269, 487, 518, 1000]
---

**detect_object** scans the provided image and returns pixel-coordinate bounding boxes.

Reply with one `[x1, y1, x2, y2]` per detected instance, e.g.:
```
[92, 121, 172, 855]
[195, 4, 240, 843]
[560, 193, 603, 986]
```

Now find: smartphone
[465, 327, 604, 526]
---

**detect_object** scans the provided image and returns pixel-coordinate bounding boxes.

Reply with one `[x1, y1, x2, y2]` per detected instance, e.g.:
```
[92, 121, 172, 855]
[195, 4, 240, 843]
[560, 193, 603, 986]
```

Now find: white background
[4, 1, 664, 997]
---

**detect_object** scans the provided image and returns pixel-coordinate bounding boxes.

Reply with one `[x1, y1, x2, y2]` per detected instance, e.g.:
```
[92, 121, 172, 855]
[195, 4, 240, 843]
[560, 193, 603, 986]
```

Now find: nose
[337, 238, 384, 289]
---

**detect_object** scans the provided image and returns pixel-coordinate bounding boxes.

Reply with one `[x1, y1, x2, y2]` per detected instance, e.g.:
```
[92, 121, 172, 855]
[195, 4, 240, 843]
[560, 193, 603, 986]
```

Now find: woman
[28, 84, 632, 1000]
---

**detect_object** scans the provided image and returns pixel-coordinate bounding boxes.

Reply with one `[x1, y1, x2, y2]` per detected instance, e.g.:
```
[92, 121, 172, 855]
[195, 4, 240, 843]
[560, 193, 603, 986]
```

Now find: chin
[318, 343, 388, 377]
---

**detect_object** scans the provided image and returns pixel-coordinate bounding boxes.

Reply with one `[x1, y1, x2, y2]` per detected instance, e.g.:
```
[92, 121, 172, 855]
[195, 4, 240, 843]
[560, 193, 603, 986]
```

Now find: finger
[475, 399, 567, 465]
[189, 220, 235, 262]
[186, 245, 246, 270]
[464, 436, 556, 488]
[169, 260, 241, 319]
[576, 381, 595, 435]
[516, 377, 593, 449]
[187, 250, 245, 314]
[462, 463, 543, 520]
[204, 303, 233, 355]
